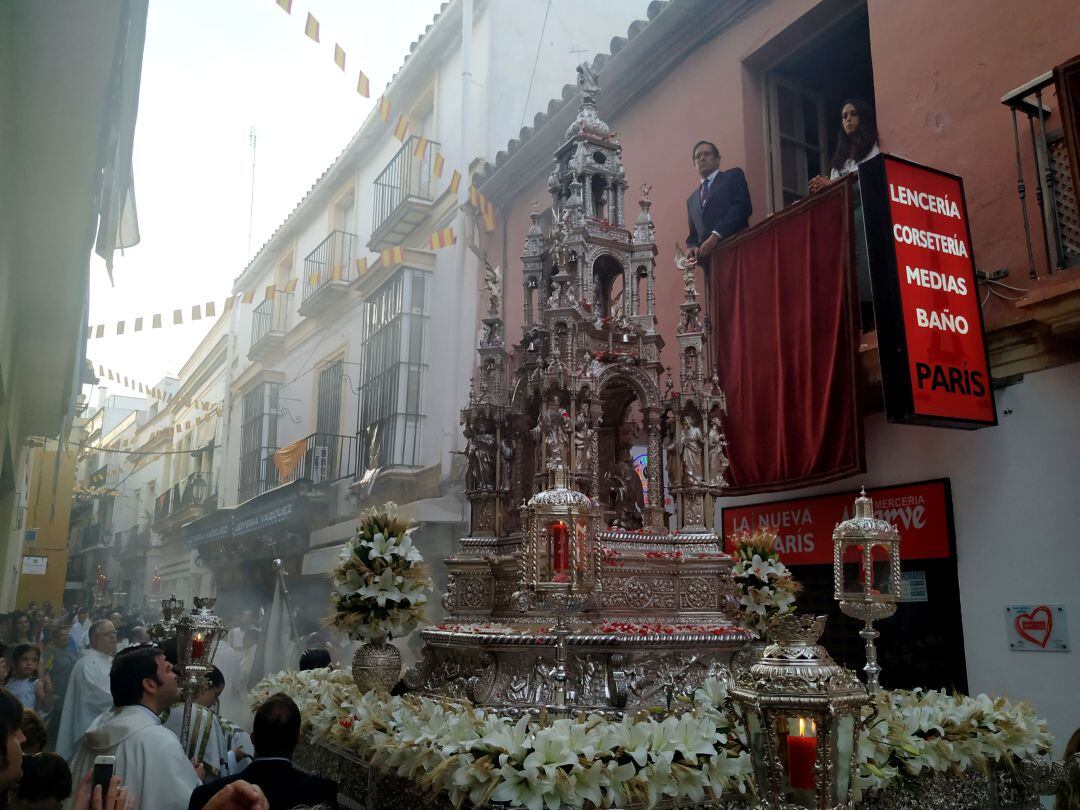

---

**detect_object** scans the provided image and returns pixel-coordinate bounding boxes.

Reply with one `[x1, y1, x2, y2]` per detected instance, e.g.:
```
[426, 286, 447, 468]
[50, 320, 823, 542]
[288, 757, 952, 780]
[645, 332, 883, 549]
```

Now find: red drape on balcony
[709, 179, 864, 494]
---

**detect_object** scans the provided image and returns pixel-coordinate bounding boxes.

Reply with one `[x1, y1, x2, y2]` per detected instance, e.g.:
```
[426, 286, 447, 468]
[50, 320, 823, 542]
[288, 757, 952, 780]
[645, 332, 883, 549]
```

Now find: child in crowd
[9, 751, 73, 810]
[20, 709, 47, 755]
[5, 644, 46, 711]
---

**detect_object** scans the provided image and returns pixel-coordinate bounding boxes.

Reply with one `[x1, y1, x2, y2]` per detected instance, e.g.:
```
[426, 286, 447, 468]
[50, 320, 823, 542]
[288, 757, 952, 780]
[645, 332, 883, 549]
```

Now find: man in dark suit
[686, 140, 752, 261]
[189, 693, 337, 810]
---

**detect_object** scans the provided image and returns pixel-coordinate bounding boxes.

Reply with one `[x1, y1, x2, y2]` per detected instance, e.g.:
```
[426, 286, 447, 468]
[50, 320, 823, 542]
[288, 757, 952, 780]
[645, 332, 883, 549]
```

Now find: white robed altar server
[65, 645, 200, 810]
[56, 620, 117, 761]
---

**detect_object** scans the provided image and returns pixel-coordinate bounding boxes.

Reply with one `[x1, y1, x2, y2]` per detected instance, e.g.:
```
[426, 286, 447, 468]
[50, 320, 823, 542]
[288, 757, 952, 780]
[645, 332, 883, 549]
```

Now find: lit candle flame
[797, 718, 816, 737]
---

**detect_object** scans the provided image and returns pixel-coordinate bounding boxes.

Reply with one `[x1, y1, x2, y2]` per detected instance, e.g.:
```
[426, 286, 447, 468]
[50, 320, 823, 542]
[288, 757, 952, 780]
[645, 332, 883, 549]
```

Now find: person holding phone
[64, 646, 199, 810]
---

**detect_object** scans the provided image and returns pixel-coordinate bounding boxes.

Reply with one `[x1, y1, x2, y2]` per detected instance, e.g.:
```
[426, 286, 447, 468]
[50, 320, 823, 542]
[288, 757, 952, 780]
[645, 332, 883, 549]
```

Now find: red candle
[192, 633, 205, 660]
[550, 522, 569, 576]
[786, 718, 817, 791]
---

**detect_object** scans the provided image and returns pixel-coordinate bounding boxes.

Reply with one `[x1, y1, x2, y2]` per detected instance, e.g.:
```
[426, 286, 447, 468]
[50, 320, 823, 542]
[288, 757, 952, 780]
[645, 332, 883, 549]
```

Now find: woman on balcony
[809, 99, 881, 331]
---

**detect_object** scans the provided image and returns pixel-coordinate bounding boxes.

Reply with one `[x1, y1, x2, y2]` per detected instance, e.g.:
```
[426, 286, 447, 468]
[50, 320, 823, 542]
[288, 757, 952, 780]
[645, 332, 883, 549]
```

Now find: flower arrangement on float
[329, 502, 432, 692]
[252, 667, 1051, 809]
[729, 528, 797, 635]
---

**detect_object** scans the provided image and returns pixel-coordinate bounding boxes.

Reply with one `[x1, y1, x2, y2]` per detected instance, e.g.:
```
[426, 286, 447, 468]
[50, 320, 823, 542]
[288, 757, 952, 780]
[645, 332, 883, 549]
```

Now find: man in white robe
[56, 619, 117, 761]
[65, 644, 200, 810]
[226, 611, 255, 651]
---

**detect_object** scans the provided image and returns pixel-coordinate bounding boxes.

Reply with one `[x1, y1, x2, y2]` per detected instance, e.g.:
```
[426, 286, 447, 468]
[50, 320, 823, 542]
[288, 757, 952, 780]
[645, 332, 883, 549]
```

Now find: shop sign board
[720, 479, 954, 567]
[1005, 604, 1069, 651]
[859, 154, 997, 428]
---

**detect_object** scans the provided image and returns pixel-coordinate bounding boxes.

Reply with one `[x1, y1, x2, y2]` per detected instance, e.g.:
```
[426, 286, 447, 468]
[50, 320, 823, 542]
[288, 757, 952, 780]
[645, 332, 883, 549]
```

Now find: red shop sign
[721, 479, 955, 567]
[859, 154, 997, 428]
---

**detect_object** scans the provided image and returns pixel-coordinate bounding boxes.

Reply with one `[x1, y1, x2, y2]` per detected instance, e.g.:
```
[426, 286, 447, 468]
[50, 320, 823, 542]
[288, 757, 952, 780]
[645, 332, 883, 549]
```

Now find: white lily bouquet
[330, 502, 433, 641]
[730, 529, 798, 636]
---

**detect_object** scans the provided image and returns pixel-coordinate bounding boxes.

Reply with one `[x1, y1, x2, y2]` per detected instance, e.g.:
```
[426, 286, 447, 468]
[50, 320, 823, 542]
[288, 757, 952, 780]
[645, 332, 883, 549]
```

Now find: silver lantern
[727, 613, 872, 809]
[175, 597, 225, 747]
[833, 488, 901, 695]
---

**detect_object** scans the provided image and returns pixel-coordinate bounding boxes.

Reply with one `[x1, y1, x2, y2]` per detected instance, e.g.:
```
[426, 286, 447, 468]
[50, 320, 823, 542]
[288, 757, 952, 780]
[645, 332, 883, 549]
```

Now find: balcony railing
[371, 136, 440, 246]
[1002, 71, 1080, 277]
[250, 290, 292, 354]
[302, 230, 360, 305]
[79, 522, 102, 551]
[238, 432, 359, 503]
[154, 472, 217, 528]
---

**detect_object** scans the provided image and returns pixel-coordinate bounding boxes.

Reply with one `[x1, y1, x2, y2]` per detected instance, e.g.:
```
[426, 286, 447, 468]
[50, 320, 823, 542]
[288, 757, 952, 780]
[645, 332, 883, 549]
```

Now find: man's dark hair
[691, 140, 720, 160]
[252, 693, 302, 758]
[109, 645, 165, 707]
[298, 648, 331, 671]
[204, 665, 225, 691]
[19, 709, 47, 754]
[15, 751, 73, 801]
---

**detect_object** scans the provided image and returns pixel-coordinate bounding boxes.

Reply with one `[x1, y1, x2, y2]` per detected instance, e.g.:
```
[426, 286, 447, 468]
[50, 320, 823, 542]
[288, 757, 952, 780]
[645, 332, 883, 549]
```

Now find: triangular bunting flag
[333, 44, 346, 71]
[449, 169, 461, 195]
[304, 12, 319, 42]
[393, 115, 409, 142]
[377, 96, 391, 122]
[356, 71, 370, 98]
[276, 0, 292, 12]
[433, 153, 445, 177]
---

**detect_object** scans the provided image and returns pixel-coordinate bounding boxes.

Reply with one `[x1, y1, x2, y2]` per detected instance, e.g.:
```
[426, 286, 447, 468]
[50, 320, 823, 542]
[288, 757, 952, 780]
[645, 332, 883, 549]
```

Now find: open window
[762, 6, 876, 212]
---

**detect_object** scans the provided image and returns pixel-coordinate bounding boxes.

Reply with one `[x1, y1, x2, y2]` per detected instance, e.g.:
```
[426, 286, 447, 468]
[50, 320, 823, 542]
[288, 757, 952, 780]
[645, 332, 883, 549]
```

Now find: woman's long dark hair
[0, 686, 24, 802]
[830, 98, 878, 172]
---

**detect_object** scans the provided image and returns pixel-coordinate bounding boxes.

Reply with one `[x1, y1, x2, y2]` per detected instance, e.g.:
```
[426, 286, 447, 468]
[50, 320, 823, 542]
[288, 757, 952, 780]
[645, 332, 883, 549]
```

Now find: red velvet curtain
[710, 179, 864, 494]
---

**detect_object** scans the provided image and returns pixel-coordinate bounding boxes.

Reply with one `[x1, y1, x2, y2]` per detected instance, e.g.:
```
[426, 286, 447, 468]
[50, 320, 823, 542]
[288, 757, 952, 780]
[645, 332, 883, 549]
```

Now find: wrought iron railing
[239, 432, 358, 503]
[372, 136, 440, 234]
[154, 472, 216, 525]
[302, 230, 360, 303]
[1002, 72, 1080, 277]
[251, 290, 292, 347]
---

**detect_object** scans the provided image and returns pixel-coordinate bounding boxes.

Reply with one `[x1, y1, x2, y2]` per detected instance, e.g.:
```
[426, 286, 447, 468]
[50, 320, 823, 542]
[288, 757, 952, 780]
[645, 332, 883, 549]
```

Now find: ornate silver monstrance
[405, 68, 749, 714]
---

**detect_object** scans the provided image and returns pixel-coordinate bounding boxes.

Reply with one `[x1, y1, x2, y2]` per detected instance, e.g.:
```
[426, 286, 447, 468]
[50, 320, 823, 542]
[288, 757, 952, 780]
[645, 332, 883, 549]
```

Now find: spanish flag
[433, 152, 444, 177]
[95, 324, 105, 338]
[413, 135, 428, 160]
[483, 200, 496, 232]
[377, 96, 390, 122]
[191, 304, 202, 321]
[393, 115, 409, 142]
[304, 12, 320, 42]
[284, 277, 298, 293]
[276, 0, 292, 12]
[427, 227, 456, 249]
[380, 246, 404, 266]
[469, 183, 482, 209]
[264, 284, 276, 300]
[356, 71, 370, 98]
[173, 309, 183, 325]
[205, 301, 216, 318]
[333, 44, 346, 71]
[355, 257, 369, 276]
[241, 289, 256, 304]
[330, 264, 343, 282]
[448, 169, 461, 195]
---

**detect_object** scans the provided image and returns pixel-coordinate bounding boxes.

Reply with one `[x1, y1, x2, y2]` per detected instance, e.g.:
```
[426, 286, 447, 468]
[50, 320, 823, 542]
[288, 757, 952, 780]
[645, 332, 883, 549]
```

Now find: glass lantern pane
[834, 714, 856, 800]
[547, 521, 570, 582]
[870, 544, 893, 595]
[841, 543, 864, 594]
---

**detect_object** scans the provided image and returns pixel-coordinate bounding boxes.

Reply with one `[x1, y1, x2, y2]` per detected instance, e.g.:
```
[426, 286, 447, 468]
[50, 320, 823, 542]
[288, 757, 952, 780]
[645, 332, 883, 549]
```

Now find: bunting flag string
[88, 223, 462, 340]
[91, 360, 224, 412]
[265, 1, 491, 226]
[272, 0, 372, 98]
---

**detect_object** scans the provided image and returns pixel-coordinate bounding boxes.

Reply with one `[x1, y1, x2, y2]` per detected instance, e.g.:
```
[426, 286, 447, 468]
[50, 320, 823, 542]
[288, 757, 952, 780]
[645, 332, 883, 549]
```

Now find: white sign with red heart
[1005, 604, 1069, 652]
